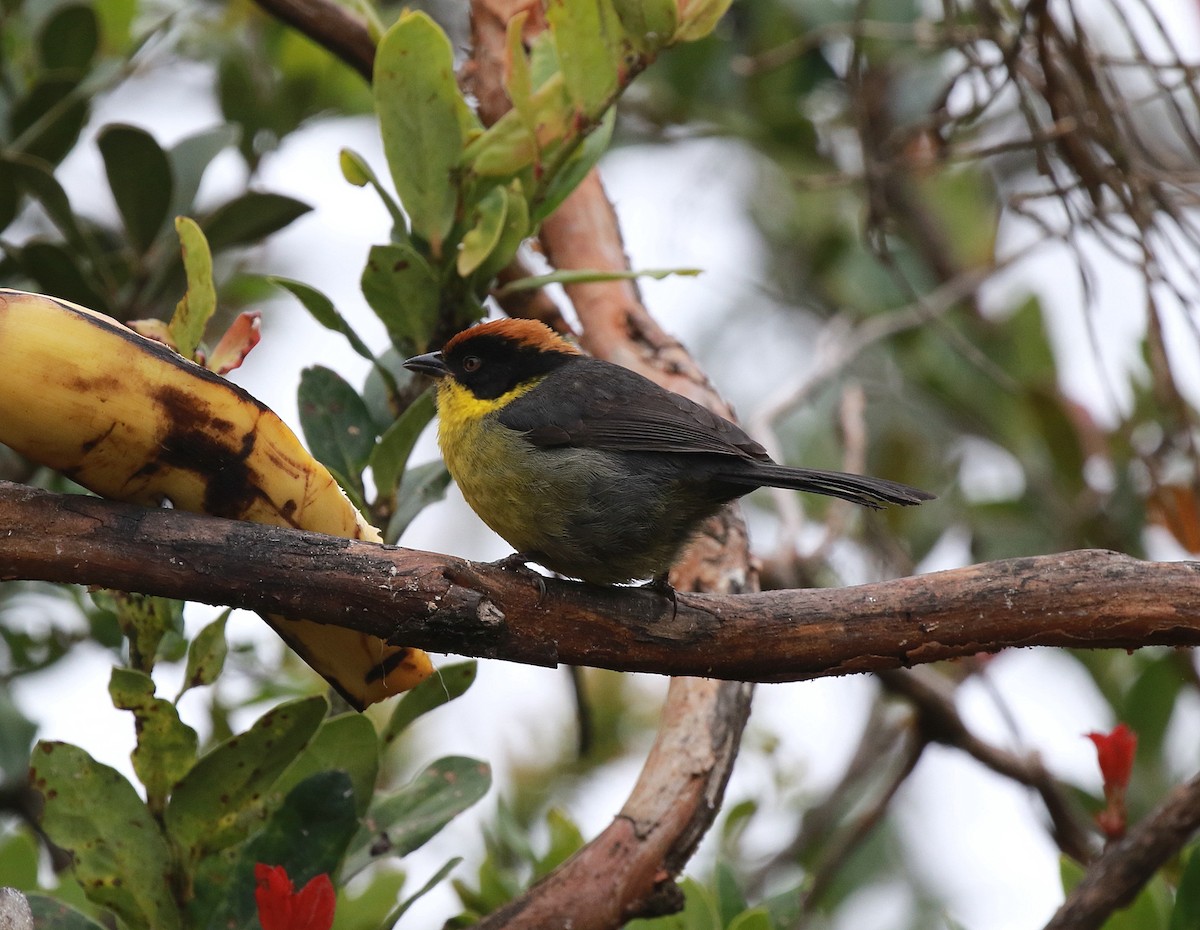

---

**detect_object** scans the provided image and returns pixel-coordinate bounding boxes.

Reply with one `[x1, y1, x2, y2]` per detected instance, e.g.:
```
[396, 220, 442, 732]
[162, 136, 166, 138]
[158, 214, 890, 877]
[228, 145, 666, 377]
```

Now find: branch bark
[879, 668, 1095, 863]
[249, 0, 375, 80]
[1044, 771, 1200, 930]
[3, 481, 1200, 681]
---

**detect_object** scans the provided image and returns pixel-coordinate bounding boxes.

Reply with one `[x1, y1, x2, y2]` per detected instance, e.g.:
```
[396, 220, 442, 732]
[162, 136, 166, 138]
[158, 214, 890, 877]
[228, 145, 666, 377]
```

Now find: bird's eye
[461, 355, 482, 373]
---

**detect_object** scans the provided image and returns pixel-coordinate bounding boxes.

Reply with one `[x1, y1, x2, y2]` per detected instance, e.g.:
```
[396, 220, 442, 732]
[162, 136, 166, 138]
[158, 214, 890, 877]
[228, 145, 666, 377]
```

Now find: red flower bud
[1085, 723, 1137, 842]
[1086, 723, 1137, 795]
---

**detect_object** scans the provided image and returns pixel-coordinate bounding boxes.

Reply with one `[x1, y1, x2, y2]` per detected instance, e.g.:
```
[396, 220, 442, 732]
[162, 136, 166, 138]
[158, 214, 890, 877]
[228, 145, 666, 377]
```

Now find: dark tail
[719, 463, 935, 509]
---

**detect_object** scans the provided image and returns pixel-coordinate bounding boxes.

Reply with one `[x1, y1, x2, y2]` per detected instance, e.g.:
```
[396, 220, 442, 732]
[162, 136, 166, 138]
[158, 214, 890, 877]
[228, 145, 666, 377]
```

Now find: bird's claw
[493, 552, 547, 603]
[642, 573, 678, 620]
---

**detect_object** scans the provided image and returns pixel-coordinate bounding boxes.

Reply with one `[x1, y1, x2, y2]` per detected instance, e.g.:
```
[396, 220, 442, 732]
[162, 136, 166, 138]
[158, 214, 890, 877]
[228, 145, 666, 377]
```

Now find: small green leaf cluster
[15, 590, 489, 930]
[0, 0, 311, 323]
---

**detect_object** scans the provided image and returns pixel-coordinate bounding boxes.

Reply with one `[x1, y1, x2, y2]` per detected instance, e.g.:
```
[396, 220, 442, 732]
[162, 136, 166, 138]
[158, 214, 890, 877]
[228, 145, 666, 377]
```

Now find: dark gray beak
[403, 351, 448, 378]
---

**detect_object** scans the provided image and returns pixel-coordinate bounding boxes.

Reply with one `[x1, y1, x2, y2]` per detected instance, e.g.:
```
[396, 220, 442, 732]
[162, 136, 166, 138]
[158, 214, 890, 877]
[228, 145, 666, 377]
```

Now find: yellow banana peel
[0, 288, 432, 708]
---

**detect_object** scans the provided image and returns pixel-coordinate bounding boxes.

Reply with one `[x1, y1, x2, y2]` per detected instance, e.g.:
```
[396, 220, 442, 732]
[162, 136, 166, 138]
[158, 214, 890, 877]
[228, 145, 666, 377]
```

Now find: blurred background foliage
[4, 0, 1200, 928]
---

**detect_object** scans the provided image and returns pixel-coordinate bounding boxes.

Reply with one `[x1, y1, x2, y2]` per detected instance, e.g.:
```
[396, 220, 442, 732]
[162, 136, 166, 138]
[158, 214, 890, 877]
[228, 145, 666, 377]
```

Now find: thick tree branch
[3, 481, 1199, 681]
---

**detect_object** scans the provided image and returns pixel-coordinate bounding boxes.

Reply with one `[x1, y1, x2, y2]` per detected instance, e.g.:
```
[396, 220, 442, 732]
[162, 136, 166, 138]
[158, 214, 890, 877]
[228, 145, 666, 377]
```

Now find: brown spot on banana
[0, 288, 432, 707]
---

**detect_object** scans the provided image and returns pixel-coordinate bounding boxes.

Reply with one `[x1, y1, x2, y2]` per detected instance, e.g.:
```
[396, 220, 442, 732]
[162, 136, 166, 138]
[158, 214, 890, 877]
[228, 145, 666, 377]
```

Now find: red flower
[1085, 723, 1138, 841]
[254, 863, 335, 930]
[1086, 723, 1137, 796]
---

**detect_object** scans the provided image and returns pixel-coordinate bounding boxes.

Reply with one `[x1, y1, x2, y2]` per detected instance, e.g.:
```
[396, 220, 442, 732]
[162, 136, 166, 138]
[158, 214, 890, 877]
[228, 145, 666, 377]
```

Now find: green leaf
[25, 894, 108, 930]
[1122, 653, 1184, 759]
[371, 388, 436, 497]
[202, 192, 312, 251]
[0, 830, 38, 890]
[30, 741, 180, 930]
[458, 185, 509, 277]
[343, 756, 491, 878]
[165, 694, 327, 861]
[505, 13, 535, 124]
[170, 216, 217, 358]
[269, 276, 376, 362]
[11, 78, 90, 165]
[385, 460, 451, 544]
[382, 857, 462, 926]
[109, 668, 199, 807]
[39, 4, 99, 70]
[1107, 873, 1173, 930]
[1171, 843, 1200, 930]
[476, 179, 531, 284]
[273, 713, 380, 818]
[533, 808, 585, 878]
[626, 879, 720, 930]
[374, 12, 471, 256]
[529, 30, 562, 89]
[97, 124, 173, 254]
[727, 909, 773, 930]
[13, 239, 109, 313]
[298, 366, 378, 500]
[0, 688, 37, 785]
[93, 0, 136, 52]
[382, 661, 477, 746]
[463, 111, 538, 179]
[611, 0, 677, 52]
[330, 868, 406, 930]
[714, 862, 747, 927]
[495, 263, 700, 296]
[0, 167, 16, 231]
[192, 771, 359, 930]
[2, 152, 87, 250]
[673, 0, 733, 41]
[532, 107, 615, 224]
[338, 147, 408, 236]
[247, 770, 359, 883]
[168, 124, 241, 219]
[177, 610, 229, 699]
[109, 592, 184, 673]
[546, 0, 622, 114]
[360, 243, 440, 354]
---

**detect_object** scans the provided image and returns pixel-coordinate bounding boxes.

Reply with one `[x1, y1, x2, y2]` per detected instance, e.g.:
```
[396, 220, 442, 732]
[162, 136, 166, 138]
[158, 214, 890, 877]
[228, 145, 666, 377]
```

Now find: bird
[403, 318, 933, 586]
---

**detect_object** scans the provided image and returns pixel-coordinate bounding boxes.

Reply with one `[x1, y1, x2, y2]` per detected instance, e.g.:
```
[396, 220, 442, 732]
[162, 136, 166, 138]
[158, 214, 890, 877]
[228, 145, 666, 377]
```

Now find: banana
[0, 288, 432, 708]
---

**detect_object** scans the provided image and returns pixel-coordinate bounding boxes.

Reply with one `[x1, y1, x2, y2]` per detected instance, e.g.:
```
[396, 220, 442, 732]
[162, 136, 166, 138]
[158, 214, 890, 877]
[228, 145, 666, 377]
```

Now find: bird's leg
[492, 551, 547, 602]
[642, 572, 678, 620]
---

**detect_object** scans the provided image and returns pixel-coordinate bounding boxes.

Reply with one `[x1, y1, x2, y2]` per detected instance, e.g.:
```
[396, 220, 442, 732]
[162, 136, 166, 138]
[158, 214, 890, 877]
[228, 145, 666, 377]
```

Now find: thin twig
[878, 668, 1096, 863]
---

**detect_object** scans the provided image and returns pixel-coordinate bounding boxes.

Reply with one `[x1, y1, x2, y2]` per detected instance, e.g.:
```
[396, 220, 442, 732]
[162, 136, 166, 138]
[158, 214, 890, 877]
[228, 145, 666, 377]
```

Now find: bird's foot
[642, 572, 678, 620]
[493, 552, 547, 602]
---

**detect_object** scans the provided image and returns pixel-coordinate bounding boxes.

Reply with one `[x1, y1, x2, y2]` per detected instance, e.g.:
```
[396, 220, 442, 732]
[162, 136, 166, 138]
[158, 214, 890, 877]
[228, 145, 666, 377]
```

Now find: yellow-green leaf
[546, 0, 622, 114]
[31, 742, 180, 930]
[170, 216, 216, 359]
[457, 186, 509, 277]
[611, 0, 677, 52]
[673, 0, 733, 42]
[374, 12, 471, 256]
[477, 180, 531, 283]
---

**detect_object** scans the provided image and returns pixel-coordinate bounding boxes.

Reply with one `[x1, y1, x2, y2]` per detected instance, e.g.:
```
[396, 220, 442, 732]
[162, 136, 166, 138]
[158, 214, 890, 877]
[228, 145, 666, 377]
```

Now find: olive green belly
[438, 415, 722, 584]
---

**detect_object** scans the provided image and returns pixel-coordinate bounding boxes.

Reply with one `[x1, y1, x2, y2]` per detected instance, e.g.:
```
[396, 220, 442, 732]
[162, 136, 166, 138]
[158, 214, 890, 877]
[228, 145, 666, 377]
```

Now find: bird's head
[403, 318, 582, 400]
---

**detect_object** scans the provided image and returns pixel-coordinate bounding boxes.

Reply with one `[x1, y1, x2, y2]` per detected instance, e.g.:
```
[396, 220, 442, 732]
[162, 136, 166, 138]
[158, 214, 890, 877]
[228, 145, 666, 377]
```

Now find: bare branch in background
[249, 0, 375, 79]
[879, 668, 1096, 864]
[1043, 771, 1200, 930]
